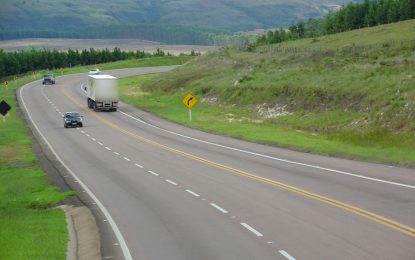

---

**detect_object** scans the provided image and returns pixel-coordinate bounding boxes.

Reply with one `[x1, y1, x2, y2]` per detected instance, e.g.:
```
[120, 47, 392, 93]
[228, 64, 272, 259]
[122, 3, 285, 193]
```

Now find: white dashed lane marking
[210, 203, 228, 214]
[185, 189, 200, 197]
[135, 163, 144, 168]
[148, 171, 159, 176]
[279, 250, 296, 260]
[240, 223, 263, 237]
[165, 179, 178, 186]
[52, 102, 280, 255]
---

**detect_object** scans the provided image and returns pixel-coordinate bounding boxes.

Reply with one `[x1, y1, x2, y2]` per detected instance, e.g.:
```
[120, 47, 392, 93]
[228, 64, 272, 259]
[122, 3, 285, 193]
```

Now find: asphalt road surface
[18, 66, 415, 260]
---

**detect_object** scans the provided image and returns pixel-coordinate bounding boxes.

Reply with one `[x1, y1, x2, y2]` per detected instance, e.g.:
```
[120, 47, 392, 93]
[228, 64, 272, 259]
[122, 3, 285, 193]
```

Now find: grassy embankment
[0, 76, 73, 259]
[119, 20, 415, 166]
[0, 56, 190, 259]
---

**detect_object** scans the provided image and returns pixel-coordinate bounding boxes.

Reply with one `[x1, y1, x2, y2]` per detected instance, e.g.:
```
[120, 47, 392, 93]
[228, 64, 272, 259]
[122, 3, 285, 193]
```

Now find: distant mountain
[1, 0, 360, 31]
[0, 0, 361, 43]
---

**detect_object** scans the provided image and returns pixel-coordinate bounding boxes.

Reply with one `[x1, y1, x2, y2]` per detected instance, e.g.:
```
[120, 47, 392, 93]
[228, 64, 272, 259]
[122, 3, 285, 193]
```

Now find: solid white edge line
[279, 250, 296, 260]
[240, 223, 263, 237]
[210, 203, 228, 214]
[185, 189, 200, 197]
[20, 84, 132, 260]
[165, 179, 178, 186]
[119, 110, 415, 189]
[148, 170, 159, 176]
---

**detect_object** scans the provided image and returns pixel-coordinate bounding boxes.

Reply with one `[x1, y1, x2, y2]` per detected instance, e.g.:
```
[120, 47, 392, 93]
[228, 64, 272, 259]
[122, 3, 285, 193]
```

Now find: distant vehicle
[63, 112, 83, 128]
[87, 74, 118, 112]
[88, 68, 100, 75]
[42, 74, 55, 84]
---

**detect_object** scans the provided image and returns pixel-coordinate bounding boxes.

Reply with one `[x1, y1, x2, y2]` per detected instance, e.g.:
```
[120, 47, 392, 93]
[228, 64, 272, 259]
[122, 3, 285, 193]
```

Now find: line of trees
[257, 0, 415, 45]
[324, 0, 415, 34]
[0, 24, 224, 46]
[0, 47, 171, 79]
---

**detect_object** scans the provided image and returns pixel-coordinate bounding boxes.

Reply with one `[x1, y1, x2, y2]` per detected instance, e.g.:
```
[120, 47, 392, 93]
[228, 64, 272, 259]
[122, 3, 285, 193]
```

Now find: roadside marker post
[182, 93, 198, 121]
[0, 100, 12, 122]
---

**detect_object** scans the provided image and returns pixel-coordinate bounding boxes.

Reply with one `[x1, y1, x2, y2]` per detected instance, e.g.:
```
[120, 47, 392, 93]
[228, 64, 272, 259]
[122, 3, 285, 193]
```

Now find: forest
[257, 0, 415, 45]
[0, 24, 222, 46]
[0, 47, 191, 79]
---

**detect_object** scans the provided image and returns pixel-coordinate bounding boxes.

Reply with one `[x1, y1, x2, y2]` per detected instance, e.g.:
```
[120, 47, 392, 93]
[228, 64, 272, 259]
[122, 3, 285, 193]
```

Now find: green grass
[119, 20, 415, 167]
[0, 209, 67, 259]
[0, 77, 72, 260]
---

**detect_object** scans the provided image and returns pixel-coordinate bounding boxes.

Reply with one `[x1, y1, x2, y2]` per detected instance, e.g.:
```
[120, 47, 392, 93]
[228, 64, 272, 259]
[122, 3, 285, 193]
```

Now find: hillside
[120, 20, 415, 165]
[1, 0, 358, 41]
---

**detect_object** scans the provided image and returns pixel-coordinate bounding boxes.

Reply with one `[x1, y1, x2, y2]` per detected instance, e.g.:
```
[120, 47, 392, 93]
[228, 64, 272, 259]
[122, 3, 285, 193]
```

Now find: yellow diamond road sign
[182, 93, 198, 109]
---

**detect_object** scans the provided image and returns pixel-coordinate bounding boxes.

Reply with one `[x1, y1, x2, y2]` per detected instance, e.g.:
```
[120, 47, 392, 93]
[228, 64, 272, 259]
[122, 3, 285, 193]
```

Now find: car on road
[42, 74, 55, 84]
[89, 68, 100, 75]
[63, 112, 83, 128]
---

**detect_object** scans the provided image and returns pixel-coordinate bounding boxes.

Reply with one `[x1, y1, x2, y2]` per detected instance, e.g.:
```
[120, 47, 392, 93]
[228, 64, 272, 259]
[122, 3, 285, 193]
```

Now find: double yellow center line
[61, 85, 415, 238]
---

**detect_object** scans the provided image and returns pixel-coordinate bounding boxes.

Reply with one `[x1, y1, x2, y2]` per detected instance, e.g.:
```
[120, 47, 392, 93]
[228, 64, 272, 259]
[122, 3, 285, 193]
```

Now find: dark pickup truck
[42, 74, 55, 84]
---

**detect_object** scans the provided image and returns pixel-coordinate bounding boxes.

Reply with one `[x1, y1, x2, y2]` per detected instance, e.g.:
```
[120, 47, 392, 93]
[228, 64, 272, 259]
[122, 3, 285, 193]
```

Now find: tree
[297, 21, 305, 38]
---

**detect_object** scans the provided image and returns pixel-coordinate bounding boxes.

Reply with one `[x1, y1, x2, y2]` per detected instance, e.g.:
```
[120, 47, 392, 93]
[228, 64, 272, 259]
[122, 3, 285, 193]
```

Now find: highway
[18, 66, 415, 259]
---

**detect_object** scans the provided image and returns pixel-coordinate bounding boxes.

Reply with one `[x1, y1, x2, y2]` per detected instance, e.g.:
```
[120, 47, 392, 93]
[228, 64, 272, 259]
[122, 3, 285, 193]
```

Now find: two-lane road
[19, 67, 415, 259]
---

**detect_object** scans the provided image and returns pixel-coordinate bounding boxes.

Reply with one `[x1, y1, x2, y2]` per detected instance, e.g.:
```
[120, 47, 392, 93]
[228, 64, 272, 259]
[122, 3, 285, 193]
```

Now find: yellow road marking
[61, 86, 415, 238]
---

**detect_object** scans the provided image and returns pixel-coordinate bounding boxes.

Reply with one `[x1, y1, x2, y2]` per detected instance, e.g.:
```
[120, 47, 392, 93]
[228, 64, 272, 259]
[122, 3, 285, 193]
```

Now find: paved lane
[19, 67, 415, 259]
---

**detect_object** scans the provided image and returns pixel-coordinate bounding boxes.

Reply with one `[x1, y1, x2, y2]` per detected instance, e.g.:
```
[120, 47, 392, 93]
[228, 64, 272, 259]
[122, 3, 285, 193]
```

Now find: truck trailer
[87, 74, 118, 111]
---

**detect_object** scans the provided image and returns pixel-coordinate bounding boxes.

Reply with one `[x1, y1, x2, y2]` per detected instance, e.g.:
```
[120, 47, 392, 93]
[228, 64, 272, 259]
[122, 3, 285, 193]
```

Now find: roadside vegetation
[256, 0, 415, 46]
[0, 47, 197, 79]
[0, 56, 190, 259]
[119, 20, 415, 166]
[0, 77, 74, 259]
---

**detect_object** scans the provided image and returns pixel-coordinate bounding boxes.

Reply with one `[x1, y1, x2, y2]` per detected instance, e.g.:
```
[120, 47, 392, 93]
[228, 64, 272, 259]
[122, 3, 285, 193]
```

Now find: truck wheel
[93, 102, 97, 111]
[79, 123, 83, 127]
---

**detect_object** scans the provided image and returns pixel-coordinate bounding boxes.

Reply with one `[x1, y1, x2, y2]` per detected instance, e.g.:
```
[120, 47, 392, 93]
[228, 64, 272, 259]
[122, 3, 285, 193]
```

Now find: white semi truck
[87, 74, 118, 111]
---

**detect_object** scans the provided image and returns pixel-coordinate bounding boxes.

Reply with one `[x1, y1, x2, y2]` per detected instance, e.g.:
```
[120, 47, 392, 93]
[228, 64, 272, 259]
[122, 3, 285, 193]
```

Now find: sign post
[182, 93, 198, 121]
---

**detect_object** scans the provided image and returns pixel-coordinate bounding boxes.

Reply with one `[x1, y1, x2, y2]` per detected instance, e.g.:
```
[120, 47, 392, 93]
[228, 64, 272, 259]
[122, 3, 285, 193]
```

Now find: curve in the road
[60, 85, 415, 239]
